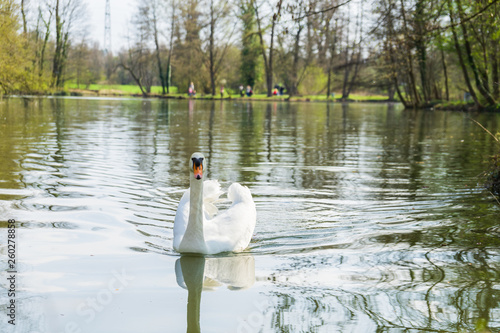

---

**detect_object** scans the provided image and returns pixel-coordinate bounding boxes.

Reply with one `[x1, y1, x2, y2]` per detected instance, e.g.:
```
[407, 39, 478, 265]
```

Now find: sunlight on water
[0, 97, 499, 332]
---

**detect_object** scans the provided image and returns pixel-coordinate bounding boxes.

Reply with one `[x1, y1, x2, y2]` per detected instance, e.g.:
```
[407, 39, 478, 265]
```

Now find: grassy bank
[64, 83, 392, 103]
[66, 83, 179, 95]
[435, 100, 500, 112]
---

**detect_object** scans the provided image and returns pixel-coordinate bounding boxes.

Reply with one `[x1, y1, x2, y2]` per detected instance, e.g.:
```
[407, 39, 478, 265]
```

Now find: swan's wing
[203, 179, 223, 218]
[205, 183, 256, 253]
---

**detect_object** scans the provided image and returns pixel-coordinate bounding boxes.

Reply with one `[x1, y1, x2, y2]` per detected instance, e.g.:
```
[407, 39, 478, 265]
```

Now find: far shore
[5, 88, 496, 112]
[65, 88, 397, 104]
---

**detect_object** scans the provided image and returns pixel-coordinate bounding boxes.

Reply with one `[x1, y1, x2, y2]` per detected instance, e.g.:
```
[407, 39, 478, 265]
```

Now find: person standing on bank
[188, 82, 196, 97]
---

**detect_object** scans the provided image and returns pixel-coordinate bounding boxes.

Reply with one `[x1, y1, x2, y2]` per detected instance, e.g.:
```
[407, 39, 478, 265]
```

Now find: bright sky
[85, 0, 136, 52]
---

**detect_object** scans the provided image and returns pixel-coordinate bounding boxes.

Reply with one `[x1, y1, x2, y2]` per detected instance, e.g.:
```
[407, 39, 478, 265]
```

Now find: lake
[1, 97, 499, 333]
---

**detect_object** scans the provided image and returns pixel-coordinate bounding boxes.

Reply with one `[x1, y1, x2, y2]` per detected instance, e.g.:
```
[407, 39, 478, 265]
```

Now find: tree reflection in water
[254, 244, 500, 332]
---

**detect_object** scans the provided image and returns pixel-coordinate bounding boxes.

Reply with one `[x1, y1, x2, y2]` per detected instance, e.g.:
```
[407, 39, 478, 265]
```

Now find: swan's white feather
[173, 180, 256, 254]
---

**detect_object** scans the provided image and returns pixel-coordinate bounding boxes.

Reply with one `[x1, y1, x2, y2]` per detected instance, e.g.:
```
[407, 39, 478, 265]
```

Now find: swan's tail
[228, 183, 253, 204]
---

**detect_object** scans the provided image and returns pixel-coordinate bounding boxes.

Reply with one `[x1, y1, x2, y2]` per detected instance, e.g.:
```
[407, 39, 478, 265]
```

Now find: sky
[85, 0, 136, 52]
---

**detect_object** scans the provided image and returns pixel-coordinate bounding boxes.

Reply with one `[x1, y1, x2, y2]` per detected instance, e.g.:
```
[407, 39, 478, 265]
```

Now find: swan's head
[190, 152, 206, 180]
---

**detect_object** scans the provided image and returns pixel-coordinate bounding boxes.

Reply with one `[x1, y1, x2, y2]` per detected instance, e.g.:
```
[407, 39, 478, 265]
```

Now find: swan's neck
[179, 177, 207, 253]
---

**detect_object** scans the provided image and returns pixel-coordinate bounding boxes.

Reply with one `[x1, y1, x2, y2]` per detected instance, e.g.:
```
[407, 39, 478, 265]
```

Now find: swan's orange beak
[193, 164, 203, 180]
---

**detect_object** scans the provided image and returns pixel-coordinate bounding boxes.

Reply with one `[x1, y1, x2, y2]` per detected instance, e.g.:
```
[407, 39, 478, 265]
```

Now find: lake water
[1, 97, 499, 333]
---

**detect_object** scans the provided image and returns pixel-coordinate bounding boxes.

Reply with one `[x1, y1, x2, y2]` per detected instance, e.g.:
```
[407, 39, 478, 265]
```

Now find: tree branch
[428, 0, 499, 33]
[294, 0, 353, 21]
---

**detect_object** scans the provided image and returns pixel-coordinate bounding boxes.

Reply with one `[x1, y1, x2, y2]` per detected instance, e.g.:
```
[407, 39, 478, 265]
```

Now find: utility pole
[104, 0, 111, 53]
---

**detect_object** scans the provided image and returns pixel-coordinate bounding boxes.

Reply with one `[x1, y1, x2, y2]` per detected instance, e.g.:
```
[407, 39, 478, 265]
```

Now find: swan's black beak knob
[192, 157, 203, 180]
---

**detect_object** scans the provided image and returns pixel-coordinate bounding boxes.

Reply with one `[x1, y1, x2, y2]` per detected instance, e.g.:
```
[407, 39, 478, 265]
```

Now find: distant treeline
[0, 0, 499, 110]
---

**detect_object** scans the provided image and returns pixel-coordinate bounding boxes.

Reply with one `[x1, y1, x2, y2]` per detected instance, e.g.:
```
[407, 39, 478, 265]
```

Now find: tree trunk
[39, 9, 52, 78]
[326, 68, 332, 99]
[400, 0, 420, 107]
[209, 0, 216, 96]
[288, 25, 303, 96]
[388, 38, 408, 107]
[346, 52, 361, 97]
[118, 64, 147, 97]
[266, 18, 276, 97]
[57, 32, 70, 87]
[456, 0, 495, 106]
[440, 47, 449, 101]
[52, 0, 62, 87]
[414, 0, 429, 102]
[325, 21, 337, 99]
[341, 52, 350, 99]
[255, 0, 280, 97]
[21, 0, 27, 35]
[493, 52, 499, 100]
[447, 0, 481, 107]
[153, 10, 165, 95]
[166, 1, 176, 94]
[326, 34, 336, 99]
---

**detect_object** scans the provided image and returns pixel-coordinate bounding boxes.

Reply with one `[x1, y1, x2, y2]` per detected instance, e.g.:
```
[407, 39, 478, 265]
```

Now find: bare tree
[50, 0, 87, 88]
[165, 0, 176, 93]
[340, 2, 363, 99]
[116, 3, 158, 96]
[254, 0, 283, 96]
[204, 0, 233, 96]
[149, 0, 166, 94]
[34, 4, 53, 79]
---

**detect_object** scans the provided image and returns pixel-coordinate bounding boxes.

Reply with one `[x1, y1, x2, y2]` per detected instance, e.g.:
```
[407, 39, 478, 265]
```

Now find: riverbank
[64, 87, 394, 104]
[6, 86, 499, 111]
[434, 100, 500, 112]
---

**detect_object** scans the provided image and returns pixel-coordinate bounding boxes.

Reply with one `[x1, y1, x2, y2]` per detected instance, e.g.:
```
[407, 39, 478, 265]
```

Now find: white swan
[173, 152, 256, 254]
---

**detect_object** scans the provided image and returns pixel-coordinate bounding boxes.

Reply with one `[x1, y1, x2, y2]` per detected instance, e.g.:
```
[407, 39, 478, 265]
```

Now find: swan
[173, 152, 256, 254]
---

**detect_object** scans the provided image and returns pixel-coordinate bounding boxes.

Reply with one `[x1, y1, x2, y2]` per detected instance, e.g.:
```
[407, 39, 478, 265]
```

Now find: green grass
[65, 83, 390, 101]
[66, 83, 178, 94]
[295, 93, 390, 101]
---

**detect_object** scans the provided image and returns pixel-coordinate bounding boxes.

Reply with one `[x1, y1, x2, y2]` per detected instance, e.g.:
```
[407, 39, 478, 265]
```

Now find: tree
[340, 2, 363, 99]
[0, 0, 36, 94]
[172, 0, 205, 93]
[118, 4, 158, 96]
[165, 0, 177, 93]
[150, 0, 166, 94]
[51, 0, 87, 88]
[205, 0, 232, 96]
[34, 4, 53, 82]
[452, 0, 497, 106]
[238, 0, 261, 88]
[276, 3, 307, 96]
[67, 39, 102, 89]
[254, 0, 282, 96]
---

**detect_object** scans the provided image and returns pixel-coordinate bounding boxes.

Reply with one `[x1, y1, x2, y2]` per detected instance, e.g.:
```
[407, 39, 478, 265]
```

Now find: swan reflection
[175, 255, 255, 333]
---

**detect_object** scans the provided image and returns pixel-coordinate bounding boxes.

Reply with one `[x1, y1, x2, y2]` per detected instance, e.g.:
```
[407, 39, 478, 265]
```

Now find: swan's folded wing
[206, 183, 256, 253]
[203, 179, 223, 218]
[227, 182, 254, 204]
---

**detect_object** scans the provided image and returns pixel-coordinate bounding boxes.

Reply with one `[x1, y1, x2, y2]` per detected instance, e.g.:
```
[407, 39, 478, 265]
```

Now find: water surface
[1, 97, 499, 332]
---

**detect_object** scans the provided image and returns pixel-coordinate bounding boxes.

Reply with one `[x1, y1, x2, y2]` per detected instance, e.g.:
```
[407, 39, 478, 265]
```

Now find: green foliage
[0, 0, 32, 94]
[171, 0, 208, 93]
[239, 0, 261, 88]
[297, 65, 328, 95]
